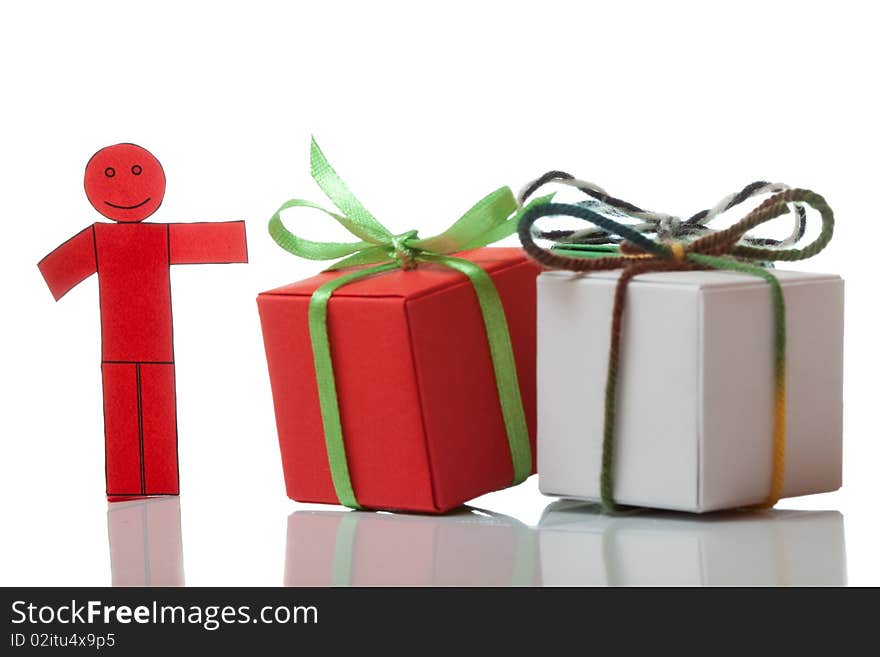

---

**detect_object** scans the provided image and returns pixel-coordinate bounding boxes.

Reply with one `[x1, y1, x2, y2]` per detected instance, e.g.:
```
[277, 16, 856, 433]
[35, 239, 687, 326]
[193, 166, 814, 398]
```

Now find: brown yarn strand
[600, 259, 700, 509]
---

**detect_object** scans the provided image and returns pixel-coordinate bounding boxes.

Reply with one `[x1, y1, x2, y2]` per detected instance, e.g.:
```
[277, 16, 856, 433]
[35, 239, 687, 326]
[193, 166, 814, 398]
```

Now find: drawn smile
[105, 197, 151, 210]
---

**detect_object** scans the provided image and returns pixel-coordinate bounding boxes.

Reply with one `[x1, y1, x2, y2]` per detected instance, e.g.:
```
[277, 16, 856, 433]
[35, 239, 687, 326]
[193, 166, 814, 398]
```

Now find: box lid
[540, 268, 840, 289]
[259, 247, 527, 300]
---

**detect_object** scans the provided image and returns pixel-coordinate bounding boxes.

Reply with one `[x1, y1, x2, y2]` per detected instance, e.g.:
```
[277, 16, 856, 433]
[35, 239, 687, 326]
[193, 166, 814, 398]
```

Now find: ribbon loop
[518, 185, 834, 513]
[518, 174, 811, 252]
[309, 137, 392, 244]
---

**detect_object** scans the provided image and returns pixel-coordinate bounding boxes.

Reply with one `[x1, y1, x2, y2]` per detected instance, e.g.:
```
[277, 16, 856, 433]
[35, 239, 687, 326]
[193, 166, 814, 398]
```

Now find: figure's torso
[95, 222, 174, 362]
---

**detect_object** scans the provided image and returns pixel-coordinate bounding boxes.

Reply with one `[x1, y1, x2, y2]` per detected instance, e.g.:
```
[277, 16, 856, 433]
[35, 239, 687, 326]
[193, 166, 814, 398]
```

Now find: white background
[1, 1, 877, 586]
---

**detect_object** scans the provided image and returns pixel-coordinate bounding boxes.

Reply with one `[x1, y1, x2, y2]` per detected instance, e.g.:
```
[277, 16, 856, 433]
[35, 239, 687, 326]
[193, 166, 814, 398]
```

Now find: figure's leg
[139, 362, 180, 495]
[101, 362, 143, 498]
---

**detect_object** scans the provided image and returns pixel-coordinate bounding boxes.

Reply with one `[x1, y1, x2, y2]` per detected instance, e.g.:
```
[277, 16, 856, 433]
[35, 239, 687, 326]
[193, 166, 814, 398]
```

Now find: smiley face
[84, 143, 166, 222]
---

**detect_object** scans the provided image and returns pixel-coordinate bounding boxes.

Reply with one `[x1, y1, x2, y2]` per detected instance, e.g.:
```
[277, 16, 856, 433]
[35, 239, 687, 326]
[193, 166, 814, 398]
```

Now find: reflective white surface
[100, 495, 846, 587]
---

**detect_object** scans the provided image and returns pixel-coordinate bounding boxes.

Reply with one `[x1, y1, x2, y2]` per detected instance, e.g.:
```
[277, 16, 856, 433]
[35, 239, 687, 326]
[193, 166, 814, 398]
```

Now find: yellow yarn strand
[761, 376, 787, 508]
[669, 241, 686, 262]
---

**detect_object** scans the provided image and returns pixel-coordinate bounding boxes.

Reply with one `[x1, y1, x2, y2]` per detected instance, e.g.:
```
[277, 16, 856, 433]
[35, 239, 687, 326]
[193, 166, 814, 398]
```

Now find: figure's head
[84, 143, 165, 222]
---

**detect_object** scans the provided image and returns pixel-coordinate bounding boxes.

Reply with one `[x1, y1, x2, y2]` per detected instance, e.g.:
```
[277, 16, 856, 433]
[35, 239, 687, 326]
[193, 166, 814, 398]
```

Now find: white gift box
[537, 269, 844, 512]
[538, 500, 846, 586]
[284, 509, 539, 586]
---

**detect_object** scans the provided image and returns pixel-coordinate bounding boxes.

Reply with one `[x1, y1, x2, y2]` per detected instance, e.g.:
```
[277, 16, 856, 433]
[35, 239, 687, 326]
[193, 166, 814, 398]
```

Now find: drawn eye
[131, 165, 142, 175]
[104, 167, 116, 178]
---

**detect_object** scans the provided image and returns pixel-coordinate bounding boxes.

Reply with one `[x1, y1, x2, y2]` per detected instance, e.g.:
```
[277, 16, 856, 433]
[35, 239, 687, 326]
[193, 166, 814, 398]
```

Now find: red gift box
[257, 247, 539, 513]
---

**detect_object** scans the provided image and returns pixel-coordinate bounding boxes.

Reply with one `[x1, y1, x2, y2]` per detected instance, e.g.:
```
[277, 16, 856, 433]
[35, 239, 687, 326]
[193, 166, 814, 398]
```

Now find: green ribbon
[269, 138, 546, 510]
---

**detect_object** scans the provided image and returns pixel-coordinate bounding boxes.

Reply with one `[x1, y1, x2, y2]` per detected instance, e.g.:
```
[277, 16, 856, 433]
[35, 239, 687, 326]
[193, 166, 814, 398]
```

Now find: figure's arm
[38, 225, 98, 301]
[168, 221, 248, 265]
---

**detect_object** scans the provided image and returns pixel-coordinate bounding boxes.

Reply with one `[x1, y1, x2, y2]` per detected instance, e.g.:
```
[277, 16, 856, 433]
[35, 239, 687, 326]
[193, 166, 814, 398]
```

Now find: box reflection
[284, 508, 539, 587]
[538, 501, 846, 586]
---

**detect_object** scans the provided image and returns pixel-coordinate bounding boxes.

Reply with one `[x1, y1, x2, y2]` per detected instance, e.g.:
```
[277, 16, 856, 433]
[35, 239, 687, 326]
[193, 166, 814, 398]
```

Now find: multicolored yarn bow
[268, 138, 544, 510]
[518, 171, 808, 249]
[517, 184, 835, 512]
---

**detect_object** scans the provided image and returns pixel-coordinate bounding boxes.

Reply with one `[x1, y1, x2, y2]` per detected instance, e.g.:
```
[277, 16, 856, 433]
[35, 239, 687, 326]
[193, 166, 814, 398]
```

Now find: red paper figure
[38, 143, 248, 500]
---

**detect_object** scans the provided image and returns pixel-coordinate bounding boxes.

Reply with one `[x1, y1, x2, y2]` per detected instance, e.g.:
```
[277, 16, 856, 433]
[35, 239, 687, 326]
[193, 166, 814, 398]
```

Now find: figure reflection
[285, 508, 539, 586]
[539, 500, 846, 586]
[107, 497, 185, 586]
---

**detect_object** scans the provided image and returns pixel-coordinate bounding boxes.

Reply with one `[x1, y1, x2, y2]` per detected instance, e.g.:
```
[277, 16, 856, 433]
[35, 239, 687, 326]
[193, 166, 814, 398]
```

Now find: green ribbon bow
[269, 138, 546, 509]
